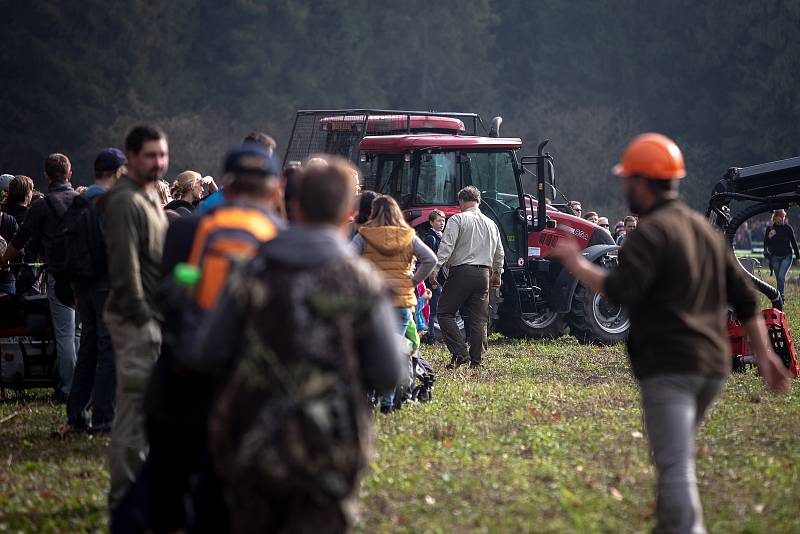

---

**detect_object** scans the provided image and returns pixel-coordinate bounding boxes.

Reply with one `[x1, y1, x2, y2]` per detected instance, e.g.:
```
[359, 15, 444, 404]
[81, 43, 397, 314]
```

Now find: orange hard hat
[612, 133, 686, 180]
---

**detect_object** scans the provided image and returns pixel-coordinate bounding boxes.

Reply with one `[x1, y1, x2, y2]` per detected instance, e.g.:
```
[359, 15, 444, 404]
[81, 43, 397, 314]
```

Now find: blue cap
[94, 148, 127, 173]
[223, 142, 280, 177]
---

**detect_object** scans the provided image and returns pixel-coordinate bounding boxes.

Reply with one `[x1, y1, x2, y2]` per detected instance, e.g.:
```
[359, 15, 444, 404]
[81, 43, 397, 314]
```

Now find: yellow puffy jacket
[358, 225, 416, 308]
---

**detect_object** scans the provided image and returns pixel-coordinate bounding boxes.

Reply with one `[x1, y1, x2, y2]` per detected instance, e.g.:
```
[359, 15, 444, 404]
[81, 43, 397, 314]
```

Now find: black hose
[723, 202, 783, 309]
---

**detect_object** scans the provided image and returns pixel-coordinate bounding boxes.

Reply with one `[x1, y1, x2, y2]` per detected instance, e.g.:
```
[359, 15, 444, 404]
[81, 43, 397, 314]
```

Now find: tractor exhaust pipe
[489, 116, 502, 137]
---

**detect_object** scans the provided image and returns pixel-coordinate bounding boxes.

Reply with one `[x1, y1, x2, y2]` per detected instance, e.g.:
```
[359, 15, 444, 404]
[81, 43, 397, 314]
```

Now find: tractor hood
[358, 226, 415, 255]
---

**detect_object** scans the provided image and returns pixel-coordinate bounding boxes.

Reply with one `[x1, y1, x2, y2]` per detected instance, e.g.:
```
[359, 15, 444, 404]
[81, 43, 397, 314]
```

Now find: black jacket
[422, 228, 446, 285]
[10, 181, 77, 262]
[764, 224, 800, 258]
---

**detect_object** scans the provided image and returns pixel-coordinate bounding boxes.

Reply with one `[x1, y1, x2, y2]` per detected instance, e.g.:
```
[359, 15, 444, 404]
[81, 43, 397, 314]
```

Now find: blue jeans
[67, 282, 116, 428]
[0, 281, 15, 294]
[426, 285, 442, 342]
[414, 296, 428, 331]
[771, 255, 793, 299]
[380, 307, 413, 409]
[46, 273, 78, 395]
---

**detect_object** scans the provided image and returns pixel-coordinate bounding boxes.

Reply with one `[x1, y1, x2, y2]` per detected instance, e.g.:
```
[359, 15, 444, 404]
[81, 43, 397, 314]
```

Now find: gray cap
[0, 174, 14, 192]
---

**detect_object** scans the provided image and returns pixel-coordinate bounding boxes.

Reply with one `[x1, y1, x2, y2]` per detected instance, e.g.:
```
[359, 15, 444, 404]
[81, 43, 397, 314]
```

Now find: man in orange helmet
[551, 133, 790, 533]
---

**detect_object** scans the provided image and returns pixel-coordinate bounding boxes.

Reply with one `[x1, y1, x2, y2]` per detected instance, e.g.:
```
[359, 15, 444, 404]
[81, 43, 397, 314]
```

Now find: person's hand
[490, 273, 502, 288]
[548, 235, 582, 270]
[768, 229, 776, 238]
[429, 271, 439, 288]
[756, 349, 792, 393]
[203, 176, 219, 193]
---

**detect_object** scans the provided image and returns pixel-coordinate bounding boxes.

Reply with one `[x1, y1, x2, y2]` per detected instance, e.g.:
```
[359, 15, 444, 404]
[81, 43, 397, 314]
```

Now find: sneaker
[445, 355, 469, 370]
[379, 404, 394, 415]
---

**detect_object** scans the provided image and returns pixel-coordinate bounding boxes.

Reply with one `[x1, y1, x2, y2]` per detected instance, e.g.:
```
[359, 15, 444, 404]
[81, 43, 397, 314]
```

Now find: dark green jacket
[99, 177, 167, 324]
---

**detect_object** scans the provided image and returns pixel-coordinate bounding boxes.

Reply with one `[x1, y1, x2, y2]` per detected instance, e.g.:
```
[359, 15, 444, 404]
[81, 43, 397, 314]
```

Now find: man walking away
[1, 154, 79, 398]
[99, 126, 168, 511]
[551, 133, 790, 534]
[65, 148, 127, 434]
[431, 186, 504, 369]
[200, 156, 403, 533]
[142, 142, 283, 533]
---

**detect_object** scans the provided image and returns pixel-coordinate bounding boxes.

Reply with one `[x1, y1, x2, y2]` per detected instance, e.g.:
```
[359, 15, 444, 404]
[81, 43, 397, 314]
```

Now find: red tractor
[285, 110, 629, 344]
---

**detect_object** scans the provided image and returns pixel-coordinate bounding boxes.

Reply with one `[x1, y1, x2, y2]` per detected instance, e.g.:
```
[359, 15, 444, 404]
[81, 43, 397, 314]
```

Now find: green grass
[2, 274, 800, 532]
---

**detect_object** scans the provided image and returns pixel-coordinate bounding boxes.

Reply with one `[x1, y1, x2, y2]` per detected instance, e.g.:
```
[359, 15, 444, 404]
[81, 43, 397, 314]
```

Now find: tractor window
[376, 157, 413, 205]
[416, 152, 457, 205]
[463, 151, 520, 208]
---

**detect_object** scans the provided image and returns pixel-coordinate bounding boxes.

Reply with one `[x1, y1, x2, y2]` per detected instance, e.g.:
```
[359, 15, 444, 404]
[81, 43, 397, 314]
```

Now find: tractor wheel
[498, 307, 567, 340]
[568, 283, 629, 345]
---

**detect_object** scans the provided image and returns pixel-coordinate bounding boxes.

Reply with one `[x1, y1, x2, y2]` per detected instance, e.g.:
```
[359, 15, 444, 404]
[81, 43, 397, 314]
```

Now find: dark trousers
[438, 265, 490, 364]
[146, 415, 228, 533]
[425, 285, 442, 342]
[67, 282, 115, 428]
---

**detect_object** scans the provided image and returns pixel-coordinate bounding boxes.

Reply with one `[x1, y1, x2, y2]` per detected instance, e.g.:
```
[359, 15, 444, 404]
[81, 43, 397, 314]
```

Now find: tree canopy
[1, 0, 798, 220]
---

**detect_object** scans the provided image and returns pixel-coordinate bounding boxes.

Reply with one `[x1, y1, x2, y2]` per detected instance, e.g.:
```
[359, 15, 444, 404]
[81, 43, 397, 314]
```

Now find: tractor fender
[552, 244, 620, 314]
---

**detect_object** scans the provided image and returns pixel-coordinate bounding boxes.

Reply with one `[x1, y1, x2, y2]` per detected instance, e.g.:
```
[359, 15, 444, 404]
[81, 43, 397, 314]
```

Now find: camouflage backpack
[209, 256, 376, 499]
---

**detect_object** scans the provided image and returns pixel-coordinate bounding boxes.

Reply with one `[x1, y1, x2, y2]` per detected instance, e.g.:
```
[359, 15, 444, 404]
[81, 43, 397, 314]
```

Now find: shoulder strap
[188, 207, 277, 266]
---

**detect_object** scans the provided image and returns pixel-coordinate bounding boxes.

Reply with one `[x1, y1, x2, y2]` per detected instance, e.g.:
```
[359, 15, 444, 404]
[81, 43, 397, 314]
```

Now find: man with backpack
[64, 148, 127, 434]
[140, 142, 284, 533]
[99, 126, 168, 511]
[198, 156, 403, 533]
[1, 154, 79, 399]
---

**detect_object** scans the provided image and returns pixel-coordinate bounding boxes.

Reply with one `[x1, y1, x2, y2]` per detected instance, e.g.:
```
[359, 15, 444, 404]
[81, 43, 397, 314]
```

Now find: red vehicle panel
[360, 134, 523, 154]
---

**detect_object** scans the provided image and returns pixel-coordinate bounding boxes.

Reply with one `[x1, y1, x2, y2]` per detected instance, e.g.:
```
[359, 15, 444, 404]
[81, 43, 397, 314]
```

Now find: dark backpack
[47, 195, 106, 282]
[209, 259, 374, 499]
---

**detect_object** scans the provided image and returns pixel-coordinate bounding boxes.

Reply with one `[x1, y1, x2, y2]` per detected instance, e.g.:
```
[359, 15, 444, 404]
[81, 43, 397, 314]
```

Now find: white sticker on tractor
[528, 247, 541, 257]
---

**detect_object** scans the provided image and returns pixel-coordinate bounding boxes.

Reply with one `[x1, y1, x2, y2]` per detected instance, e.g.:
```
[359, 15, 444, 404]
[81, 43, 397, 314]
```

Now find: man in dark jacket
[199, 157, 403, 533]
[1, 155, 79, 398]
[551, 133, 790, 534]
[66, 148, 127, 435]
[142, 142, 283, 533]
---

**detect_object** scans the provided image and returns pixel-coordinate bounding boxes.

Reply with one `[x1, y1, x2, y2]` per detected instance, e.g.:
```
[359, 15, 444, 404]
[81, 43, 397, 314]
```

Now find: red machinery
[709, 156, 800, 376]
[729, 309, 800, 377]
[284, 110, 628, 344]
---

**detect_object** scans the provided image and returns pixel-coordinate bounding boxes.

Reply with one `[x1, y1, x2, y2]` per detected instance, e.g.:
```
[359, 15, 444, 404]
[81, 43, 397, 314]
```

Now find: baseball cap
[0, 174, 14, 192]
[223, 142, 280, 177]
[94, 148, 127, 173]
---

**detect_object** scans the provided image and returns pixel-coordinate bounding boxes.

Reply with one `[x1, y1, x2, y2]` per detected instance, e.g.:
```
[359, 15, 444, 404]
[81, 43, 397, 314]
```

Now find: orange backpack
[187, 206, 278, 310]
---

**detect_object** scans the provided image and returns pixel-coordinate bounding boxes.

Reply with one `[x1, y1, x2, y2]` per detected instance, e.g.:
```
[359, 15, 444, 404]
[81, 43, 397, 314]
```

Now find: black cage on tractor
[282, 109, 485, 168]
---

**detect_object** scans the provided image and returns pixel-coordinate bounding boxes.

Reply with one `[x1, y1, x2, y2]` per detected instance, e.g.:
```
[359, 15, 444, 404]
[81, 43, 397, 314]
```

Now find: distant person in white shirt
[430, 186, 504, 369]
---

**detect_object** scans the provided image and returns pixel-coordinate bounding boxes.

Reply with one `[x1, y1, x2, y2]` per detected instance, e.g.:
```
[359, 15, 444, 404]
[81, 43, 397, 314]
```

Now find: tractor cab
[358, 134, 529, 269]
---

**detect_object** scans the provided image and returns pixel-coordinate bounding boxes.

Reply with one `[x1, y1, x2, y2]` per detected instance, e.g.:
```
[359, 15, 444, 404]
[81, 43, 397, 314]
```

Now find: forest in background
[2, 0, 799, 221]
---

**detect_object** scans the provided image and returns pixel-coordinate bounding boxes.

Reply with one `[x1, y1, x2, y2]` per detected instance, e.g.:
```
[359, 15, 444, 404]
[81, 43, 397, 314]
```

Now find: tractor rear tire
[568, 284, 629, 345]
[498, 308, 567, 340]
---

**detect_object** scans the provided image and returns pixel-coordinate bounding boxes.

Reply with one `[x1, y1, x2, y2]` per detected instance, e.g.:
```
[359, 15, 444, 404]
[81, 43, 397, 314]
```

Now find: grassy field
[2, 274, 799, 532]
